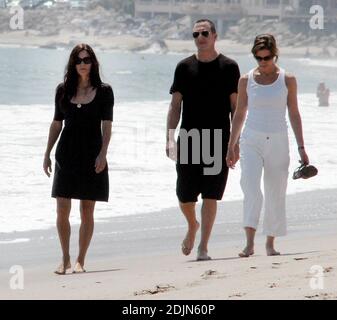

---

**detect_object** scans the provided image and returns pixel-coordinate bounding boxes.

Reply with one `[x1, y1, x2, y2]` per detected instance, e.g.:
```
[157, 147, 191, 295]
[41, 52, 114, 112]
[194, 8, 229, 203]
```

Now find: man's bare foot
[54, 256, 71, 275]
[196, 248, 211, 261]
[238, 246, 254, 258]
[266, 247, 281, 256]
[181, 221, 200, 256]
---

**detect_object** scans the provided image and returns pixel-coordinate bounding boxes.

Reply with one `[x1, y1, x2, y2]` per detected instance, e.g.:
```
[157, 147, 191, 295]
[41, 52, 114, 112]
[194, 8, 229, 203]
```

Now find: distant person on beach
[226, 34, 310, 257]
[166, 19, 240, 260]
[43, 44, 114, 274]
[317, 82, 330, 106]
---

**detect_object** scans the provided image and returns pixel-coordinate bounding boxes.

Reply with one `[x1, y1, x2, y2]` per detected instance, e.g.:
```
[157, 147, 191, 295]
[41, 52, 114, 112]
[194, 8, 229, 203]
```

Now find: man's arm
[229, 92, 238, 120]
[166, 92, 182, 160]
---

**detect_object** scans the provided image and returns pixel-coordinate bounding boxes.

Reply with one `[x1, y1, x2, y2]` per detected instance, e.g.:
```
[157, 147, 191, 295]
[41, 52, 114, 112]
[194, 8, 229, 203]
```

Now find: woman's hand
[299, 148, 309, 165]
[234, 143, 240, 164]
[95, 152, 107, 174]
[43, 155, 52, 177]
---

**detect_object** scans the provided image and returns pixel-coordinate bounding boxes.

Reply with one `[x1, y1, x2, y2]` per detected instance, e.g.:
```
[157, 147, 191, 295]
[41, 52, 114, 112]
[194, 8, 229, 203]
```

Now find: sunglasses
[254, 55, 274, 62]
[75, 57, 92, 65]
[192, 31, 210, 39]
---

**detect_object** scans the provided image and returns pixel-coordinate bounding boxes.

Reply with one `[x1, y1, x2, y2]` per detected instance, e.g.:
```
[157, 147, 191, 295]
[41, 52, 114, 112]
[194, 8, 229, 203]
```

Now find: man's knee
[179, 201, 196, 213]
[202, 198, 217, 205]
[201, 198, 217, 212]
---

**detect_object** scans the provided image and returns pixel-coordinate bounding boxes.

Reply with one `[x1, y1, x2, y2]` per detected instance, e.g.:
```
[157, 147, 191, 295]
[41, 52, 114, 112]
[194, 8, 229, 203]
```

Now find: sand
[0, 189, 336, 300]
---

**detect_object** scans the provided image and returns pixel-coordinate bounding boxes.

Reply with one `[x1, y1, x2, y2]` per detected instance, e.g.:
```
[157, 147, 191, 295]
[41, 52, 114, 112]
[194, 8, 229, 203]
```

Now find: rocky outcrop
[0, 6, 336, 56]
[225, 18, 337, 57]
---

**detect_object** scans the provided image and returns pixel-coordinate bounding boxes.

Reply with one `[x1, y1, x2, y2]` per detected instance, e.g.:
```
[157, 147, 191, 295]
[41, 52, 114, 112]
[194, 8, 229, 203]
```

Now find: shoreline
[0, 187, 336, 238]
[1, 188, 336, 262]
[0, 32, 336, 58]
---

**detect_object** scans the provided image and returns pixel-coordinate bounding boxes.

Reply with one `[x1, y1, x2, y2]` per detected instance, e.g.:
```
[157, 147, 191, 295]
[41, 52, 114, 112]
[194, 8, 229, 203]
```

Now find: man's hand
[166, 140, 177, 162]
[226, 144, 240, 169]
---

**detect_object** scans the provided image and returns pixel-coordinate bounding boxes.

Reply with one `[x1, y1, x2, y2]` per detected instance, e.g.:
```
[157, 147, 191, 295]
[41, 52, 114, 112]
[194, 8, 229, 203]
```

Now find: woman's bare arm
[95, 120, 112, 174]
[43, 120, 63, 177]
[286, 73, 309, 164]
[226, 75, 248, 169]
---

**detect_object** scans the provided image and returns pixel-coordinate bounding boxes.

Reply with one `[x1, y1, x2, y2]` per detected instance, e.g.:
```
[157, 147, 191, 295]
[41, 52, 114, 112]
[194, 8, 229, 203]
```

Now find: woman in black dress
[43, 44, 114, 275]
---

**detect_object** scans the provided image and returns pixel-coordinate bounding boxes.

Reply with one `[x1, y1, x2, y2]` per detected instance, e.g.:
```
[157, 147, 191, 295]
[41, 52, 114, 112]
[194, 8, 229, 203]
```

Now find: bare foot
[181, 221, 200, 256]
[72, 262, 86, 273]
[266, 247, 281, 256]
[196, 248, 211, 261]
[239, 246, 254, 258]
[54, 256, 71, 275]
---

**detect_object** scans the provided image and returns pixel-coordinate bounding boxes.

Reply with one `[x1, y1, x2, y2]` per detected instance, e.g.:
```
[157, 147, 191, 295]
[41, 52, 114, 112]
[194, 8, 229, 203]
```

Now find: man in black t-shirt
[166, 19, 240, 261]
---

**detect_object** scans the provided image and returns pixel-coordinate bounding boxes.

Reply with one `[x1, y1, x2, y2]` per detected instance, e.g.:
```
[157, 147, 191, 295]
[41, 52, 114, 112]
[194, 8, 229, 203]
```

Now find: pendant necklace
[76, 85, 91, 109]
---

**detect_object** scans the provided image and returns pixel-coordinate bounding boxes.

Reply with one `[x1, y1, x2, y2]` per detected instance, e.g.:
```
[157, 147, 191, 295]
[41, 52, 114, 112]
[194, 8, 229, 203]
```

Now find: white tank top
[245, 67, 288, 133]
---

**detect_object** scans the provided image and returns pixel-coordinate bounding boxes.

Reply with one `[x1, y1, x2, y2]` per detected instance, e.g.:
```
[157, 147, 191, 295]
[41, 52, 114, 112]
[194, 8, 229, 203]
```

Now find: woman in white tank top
[226, 34, 310, 257]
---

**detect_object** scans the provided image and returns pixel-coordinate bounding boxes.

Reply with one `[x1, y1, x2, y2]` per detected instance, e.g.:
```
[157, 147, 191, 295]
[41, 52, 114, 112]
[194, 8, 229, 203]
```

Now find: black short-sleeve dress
[51, 83, 114, 202]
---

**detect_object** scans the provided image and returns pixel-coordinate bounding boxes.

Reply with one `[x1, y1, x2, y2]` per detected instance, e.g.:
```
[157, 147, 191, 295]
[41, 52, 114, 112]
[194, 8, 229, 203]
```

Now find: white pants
[239, 127, 290, 237]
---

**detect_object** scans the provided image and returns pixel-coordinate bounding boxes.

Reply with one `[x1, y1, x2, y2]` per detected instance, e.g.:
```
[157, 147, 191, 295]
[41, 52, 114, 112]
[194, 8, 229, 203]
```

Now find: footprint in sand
[186, 280, 202, 287]
[229, 293, 247, 298]
[305, 294, 320, 299]
[324, 267, 333, 273]
[201, 269, 226, 280]
[305, 293, 332, 300]
[134, 284, 175, 296]
[201, 269, 218, 277]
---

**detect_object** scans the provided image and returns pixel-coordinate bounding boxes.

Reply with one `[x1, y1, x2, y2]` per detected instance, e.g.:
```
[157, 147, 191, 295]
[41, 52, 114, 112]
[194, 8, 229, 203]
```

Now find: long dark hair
[59, 43, 102, 110]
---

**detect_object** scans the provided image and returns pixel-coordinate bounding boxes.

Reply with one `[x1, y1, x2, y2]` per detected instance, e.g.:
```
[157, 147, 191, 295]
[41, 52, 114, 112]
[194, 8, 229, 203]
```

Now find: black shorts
[176, 163, 229, 203]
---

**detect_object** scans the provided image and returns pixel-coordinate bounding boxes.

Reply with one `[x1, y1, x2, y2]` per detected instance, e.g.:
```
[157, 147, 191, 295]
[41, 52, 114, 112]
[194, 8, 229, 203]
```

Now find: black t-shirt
[170, 54, 240, 166]
[170, 54, 240, 133]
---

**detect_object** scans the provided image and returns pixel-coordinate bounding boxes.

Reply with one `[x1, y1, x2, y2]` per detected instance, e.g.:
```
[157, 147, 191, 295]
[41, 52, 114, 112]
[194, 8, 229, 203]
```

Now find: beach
[0, 30, 337, 301]
[1, 188, 337, 300]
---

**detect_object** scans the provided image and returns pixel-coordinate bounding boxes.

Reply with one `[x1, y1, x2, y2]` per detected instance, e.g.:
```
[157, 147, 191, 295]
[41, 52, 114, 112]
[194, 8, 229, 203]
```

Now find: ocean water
[0, 47, 336, 234]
